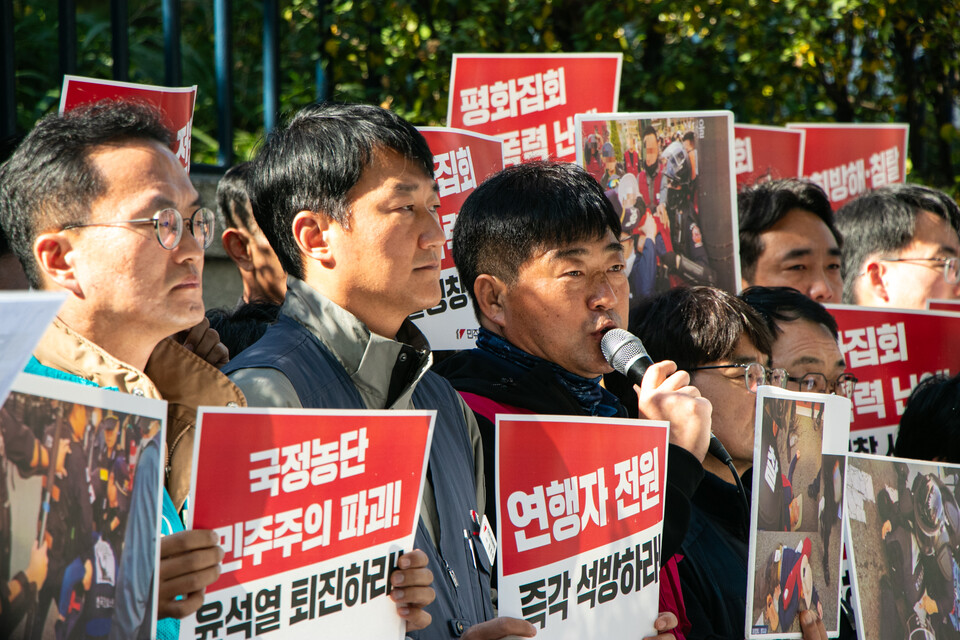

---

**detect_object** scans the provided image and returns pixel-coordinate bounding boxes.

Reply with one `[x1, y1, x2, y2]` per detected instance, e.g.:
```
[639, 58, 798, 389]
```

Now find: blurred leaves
[10, 0, 960, 192]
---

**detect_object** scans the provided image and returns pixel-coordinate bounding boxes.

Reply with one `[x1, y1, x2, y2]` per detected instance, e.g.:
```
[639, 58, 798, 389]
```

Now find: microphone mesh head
[601, 328, 650, 375]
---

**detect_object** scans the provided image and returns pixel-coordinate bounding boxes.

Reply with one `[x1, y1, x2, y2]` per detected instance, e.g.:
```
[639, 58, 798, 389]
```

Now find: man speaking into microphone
[436, 161, 712, 639]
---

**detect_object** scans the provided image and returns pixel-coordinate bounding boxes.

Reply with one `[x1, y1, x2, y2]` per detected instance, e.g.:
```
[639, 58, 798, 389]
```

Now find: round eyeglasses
[785, 372, 858, 398]
[689, 362, 788, 394]
[879, 257, 960, 285]
[61, 208, 216, 250]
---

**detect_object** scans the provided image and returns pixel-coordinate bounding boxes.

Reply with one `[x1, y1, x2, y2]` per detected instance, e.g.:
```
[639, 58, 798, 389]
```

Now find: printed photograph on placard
[845, 455, 960, 640]
[574, 111, 739, 325]
[746, 387, 851, 639]
[2, 373, 167, 640]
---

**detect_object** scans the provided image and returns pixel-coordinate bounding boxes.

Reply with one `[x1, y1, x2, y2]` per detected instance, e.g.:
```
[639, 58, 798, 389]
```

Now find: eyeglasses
[689, 362, 788, 393]
[62, 208, 216, 250]
[785, 372, 858, 398]
[879, 257, 960, 285]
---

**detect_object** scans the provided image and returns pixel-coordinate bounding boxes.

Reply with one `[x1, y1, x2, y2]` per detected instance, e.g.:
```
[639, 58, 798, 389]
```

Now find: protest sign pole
[25, 402, 64, 638]
[38, 402, 65, 544]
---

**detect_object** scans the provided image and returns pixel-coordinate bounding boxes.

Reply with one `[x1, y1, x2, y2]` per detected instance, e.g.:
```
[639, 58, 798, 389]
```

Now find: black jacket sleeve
[662, 444, 704, 560]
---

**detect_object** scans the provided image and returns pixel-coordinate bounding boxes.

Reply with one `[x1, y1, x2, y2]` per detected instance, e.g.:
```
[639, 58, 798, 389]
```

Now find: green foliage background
[11, 0, 960, 193]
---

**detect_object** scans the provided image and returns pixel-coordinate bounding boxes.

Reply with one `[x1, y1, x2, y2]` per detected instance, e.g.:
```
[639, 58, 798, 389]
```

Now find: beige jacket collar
[33, 317, 246, 511]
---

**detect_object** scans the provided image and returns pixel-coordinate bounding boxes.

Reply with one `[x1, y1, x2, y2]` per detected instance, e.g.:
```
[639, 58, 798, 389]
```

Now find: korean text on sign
[459, 68, 568, 126]
[507, 449, 660, 551]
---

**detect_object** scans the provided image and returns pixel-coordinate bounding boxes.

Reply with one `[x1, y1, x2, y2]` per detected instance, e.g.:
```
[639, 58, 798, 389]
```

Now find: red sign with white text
[60, 75, 197, 171]
[786, 123, 908, 208]
[190, 409, 433, 590]
[827, 305, 960, 445]
[447, 54, 622, 166]
[497, 415, 666, 575]
[734, 125, 804, 190]
[410, 128, 504, 350]
[419, 128, 504, 272]
[496, 415, 667, 638]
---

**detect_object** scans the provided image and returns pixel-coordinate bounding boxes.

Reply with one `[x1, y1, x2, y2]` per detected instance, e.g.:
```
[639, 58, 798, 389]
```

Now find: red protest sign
[447, 54, 622, 165]
[60, 75, 197, 171]
[497, 415, 666, 574]
[786, 123, 908, 208]
[734, 125, 804, 189]
[190, 409, 433, 590]
[409, 128, 504, 350]
[419, 128, 504, 272]
[496, 415, 667, 637]
[826, 304, 960, 453]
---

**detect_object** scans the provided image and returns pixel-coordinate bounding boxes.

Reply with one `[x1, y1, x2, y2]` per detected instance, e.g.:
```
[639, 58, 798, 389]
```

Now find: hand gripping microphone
[601, 328, 734, 467]
[601, 328, 748, 514]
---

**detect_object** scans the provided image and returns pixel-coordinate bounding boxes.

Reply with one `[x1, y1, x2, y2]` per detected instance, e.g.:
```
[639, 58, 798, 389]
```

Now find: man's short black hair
[453, 161, 621, 321]
[895, 373, 960, 463]
[682, 131, 696, 144]
[641, 125, 657, 140]
[835, 184, 960, 303]
[740, 286, 839, 340]
[248, 102, 434, 280]
[738, 179, 841, 283]
[630, 286, 774, 371]
[0, 100, 172, 288]
[217, 161, 255, 231]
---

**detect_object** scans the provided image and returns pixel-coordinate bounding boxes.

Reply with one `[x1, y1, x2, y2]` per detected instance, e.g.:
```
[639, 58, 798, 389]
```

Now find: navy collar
[477, 328, 620, 417]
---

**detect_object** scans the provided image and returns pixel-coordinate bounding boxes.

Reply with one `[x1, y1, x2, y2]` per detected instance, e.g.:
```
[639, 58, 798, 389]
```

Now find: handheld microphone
[600, 328, 654, 383]
[601, 329, 737, 468]
[601, 327, 748, 515]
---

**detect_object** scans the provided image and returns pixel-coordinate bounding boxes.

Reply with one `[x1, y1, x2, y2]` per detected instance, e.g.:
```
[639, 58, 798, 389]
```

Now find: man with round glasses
[61, 206, 216, 251]
[0, 100, 241, 638]
[836, 183, 960, 309]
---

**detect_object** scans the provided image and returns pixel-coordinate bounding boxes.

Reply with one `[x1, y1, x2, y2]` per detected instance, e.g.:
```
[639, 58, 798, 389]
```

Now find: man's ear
[860, 256, 890, 304]
[221, 228, 254, 271]
[33, 232, 81, 295]
[292, 210, 335, 267]
[474, 274, 508, 329]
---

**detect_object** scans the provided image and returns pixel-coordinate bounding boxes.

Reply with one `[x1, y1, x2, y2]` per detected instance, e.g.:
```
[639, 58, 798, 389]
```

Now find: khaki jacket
[32, 318, 246, 512]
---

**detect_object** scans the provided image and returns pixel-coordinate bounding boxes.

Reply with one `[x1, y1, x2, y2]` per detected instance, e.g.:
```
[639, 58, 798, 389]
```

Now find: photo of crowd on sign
[1, 377, 164, 639]
[575, 111, 739, 325]
[846, 455, 960, 640]
[748, 394, 844, 638]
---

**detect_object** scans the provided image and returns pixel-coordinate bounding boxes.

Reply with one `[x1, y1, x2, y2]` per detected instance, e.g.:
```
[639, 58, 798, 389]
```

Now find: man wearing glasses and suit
[836, 183, 960, 309]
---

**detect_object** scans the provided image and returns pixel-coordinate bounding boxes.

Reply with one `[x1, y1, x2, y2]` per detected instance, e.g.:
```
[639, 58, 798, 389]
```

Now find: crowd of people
[0, 98, 958, 640]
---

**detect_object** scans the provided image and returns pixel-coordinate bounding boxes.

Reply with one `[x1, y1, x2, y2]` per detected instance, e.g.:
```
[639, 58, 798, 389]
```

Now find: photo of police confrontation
[1, 386, 164, 640]
[846, 456, 960, 640]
